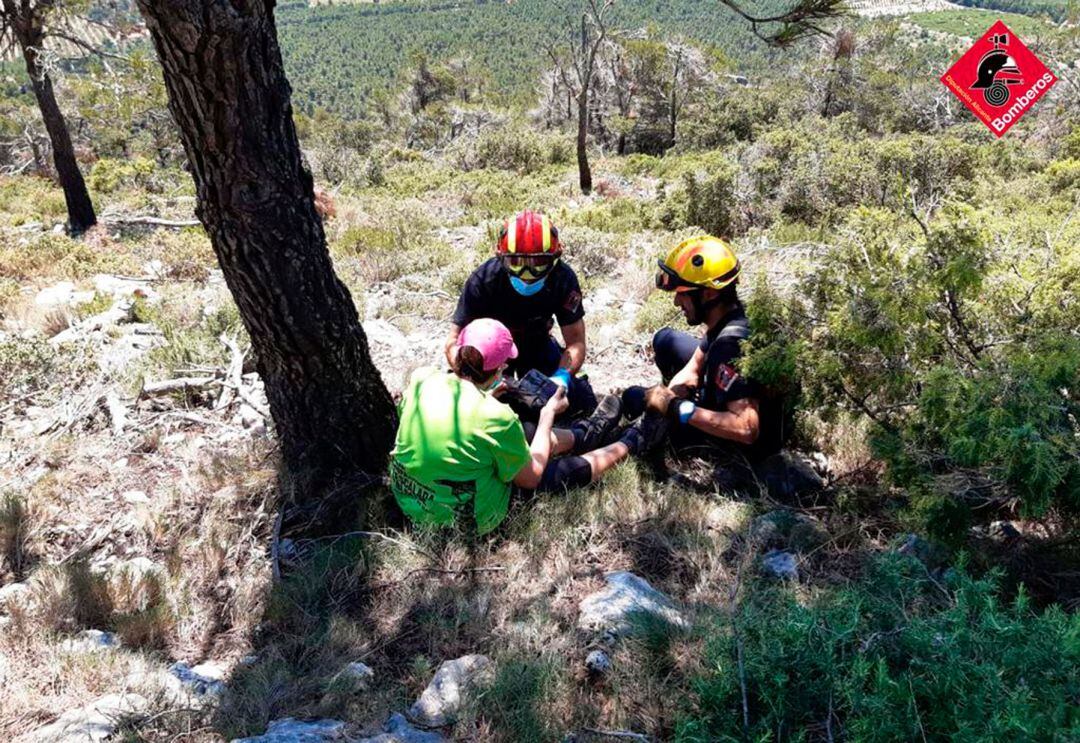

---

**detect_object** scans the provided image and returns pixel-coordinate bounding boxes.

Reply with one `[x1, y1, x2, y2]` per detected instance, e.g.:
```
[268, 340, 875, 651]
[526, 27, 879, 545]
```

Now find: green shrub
[679, 555, 1080, 742]
[88, 157, 156, 194]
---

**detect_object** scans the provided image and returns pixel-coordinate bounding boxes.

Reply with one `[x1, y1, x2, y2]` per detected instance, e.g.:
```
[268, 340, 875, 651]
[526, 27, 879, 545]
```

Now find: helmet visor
[655, 260, 699, 292]
[501, 253, 559, 280]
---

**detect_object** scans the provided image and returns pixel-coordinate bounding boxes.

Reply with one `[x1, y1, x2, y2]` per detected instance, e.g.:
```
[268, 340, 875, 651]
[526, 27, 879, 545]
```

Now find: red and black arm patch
[715, 363, 740, 393]
[562, 289, 582, 315]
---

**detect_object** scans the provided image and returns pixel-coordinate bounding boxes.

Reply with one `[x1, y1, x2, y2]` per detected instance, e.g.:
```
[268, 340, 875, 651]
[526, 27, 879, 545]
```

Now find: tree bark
[16, 23, 97, 234]
[134, 0, 398, 508]
[576, 89, 592, 194]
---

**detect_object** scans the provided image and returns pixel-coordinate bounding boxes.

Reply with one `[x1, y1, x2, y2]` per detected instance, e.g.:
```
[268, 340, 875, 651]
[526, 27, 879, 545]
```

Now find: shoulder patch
[563, 289, 582, 314]
[715, 363, 740, 392]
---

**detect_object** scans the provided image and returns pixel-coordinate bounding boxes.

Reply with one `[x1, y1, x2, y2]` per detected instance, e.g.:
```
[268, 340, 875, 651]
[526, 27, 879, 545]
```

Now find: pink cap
[458, 318, 518, 371]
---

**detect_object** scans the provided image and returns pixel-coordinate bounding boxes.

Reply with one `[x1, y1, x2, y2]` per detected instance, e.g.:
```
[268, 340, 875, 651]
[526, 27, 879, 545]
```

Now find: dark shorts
[519, 421, 594, 494]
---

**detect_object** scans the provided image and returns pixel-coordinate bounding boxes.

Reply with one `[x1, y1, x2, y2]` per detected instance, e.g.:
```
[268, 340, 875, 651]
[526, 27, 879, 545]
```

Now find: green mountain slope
[277, 0, 789, 117]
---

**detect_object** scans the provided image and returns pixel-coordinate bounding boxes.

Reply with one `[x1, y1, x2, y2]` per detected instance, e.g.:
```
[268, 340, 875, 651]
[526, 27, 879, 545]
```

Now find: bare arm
[668, 346, 705, 397]
[558, 319, 587, 374]
[444, 324, 462, 367]
[513, 387, 569, 489]
[687, 397, 760, 446]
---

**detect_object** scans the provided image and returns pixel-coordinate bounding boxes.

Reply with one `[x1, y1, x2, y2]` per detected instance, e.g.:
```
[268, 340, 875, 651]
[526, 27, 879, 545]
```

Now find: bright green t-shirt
[390, 367, 532, 534]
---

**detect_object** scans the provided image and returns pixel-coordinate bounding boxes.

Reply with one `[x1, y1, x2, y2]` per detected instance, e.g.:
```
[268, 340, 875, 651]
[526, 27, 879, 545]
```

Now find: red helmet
[497, 210, 562, 257]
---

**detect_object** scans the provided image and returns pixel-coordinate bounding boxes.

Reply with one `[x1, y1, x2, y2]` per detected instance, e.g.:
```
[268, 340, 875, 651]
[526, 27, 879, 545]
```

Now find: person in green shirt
[391, 318, 666, 534]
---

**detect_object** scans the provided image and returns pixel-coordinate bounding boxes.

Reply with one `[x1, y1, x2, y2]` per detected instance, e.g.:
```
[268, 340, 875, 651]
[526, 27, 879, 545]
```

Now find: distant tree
[134, 0, 398, 514]
[0, 0, 101, 233]
[547, 0, 615, 195]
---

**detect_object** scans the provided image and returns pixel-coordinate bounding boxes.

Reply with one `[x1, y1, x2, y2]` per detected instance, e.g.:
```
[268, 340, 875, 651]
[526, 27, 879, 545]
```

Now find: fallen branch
[141, 376, 221, 396]
[102, 214, 201, 228]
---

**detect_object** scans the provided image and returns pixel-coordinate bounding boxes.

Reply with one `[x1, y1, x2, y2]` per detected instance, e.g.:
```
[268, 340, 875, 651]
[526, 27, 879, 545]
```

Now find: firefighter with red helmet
[445, 210, 598, 418]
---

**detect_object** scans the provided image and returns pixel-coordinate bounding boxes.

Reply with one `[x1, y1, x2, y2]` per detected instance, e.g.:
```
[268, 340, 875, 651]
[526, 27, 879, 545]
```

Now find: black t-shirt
[696, 304, 755, 411]
[452, 258, 585, 340]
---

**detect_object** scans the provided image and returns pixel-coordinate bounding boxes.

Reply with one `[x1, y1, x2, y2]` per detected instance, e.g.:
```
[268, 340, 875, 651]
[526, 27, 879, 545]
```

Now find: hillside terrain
[1, 1, 1079, 741]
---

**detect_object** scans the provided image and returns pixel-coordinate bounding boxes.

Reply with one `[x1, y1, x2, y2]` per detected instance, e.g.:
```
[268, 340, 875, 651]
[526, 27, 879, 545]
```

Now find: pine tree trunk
[18, 29, 96, 234]
[576, 90, 592, 194]
[134, 0, 398, 506]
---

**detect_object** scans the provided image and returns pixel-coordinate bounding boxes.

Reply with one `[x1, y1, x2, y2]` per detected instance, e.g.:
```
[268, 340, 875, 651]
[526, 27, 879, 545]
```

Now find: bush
[679, 555, 1080, 742]
[791, 202, 1080, 539]
[88, 157, 156, 194]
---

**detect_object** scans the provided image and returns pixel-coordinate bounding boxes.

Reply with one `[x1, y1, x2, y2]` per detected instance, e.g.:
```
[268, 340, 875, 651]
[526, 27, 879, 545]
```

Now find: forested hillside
[276, 0, 789, 116]
[0, 1, 1078, 741]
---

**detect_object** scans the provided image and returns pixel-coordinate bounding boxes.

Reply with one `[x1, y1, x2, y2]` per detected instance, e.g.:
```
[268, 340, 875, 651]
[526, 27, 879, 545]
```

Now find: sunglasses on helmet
[501, 253, 559, 280]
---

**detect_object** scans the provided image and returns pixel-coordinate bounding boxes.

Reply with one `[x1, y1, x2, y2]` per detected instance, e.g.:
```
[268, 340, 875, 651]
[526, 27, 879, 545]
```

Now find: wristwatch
[669, 397, 695, 427]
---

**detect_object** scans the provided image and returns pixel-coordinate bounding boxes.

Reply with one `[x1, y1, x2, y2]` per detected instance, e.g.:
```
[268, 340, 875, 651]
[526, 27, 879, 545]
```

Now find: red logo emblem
[940, 21, 1056, 138]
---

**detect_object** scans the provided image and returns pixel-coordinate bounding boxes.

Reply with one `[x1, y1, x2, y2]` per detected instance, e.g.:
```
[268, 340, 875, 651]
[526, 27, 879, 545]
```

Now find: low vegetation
[0, 1, 1077, 740]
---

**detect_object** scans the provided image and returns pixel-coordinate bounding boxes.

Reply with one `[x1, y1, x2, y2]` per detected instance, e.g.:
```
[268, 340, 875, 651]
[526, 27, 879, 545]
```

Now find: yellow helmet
[656, 235, 740, 293]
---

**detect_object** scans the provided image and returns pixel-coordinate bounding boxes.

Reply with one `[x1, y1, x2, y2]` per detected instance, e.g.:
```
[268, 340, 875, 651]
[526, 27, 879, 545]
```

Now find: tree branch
[717, 0, 847, 47]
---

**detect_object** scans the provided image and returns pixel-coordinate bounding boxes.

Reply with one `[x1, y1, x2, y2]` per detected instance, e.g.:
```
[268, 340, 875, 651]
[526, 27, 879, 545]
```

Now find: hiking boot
[620, 385, 647, 419]
[570, 394, 623, 454]
[619, 412, 669, 456]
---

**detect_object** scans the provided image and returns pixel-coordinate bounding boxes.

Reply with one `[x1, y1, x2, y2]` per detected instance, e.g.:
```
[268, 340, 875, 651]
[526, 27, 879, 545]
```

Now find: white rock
[122, 490, 149, 505]
[169, 661, 226, 697]
[329, 661, 375, 692]
[408, 654, 493, 728]
[231, 717, 346, 743]
[92, 274, 159, 303]
[364, 318, 407, 348]
[61, 630, 120, 654]
[30, 693, 147, 742]
[358, 714, 447, 743]
[761, 550, 799, 581]
[34, 281, 76, 307]
[577, 572, 689, 637]
[0, 582, 31, 612]
[239, 404, 262, 429]
[585, 650, 612, 675]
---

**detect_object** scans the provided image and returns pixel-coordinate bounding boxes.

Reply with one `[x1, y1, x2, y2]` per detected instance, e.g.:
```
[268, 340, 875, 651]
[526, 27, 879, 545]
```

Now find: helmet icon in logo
[971, 33, 1022, 107]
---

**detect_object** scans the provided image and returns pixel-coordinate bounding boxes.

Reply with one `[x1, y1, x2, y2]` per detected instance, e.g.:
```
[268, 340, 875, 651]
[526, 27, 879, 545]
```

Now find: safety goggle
[655, 260, 701, 292]
[501, 253, 559, 280]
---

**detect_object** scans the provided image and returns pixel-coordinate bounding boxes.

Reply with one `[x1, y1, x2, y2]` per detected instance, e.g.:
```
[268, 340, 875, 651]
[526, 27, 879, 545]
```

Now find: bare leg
[581, 442, 631, 482]
[551, 428, 575, 455]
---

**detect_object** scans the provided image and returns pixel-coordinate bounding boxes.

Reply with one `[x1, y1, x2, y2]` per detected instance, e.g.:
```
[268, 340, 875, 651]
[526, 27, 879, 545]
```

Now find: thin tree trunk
[134, 0, 397, 510]
[577, 90, 592, 194]
[18, 29, 96, 234]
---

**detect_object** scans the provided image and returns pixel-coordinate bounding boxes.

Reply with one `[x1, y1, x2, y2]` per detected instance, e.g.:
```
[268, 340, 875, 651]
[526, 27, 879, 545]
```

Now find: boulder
[169, 661, 226, 697]
[30, 693, 147, 742]
[358, 714, 448, 743]
[577, 572, 689, 637]
[232, 718, 346, 743]
[325, 661, 375, 695]
[753, 451, 826, 500]
[751, 510, 828, 552]
[585, 650, 612, 676]
[60, 630, 120, 654]
[408, 654, 493, 728]
[34, 281, 76, 307]
[761, 550, 799, 581]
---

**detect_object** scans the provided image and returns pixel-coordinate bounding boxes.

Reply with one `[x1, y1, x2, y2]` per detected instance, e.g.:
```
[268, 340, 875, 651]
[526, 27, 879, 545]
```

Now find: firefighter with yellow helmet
[625, 235, 771, 462]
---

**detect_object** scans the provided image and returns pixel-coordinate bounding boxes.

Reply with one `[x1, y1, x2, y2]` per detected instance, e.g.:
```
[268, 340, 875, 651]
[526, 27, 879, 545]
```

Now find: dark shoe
[570, 394, 623, 454]
[620, 385, 647, 419]
[619, 412, 669, 456]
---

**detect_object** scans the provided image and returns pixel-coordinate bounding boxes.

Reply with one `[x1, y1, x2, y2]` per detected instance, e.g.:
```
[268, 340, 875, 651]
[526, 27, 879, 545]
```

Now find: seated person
[627, 236, 780, 468]
[393, 318, 665, 535]
[444, 210, 597, 420]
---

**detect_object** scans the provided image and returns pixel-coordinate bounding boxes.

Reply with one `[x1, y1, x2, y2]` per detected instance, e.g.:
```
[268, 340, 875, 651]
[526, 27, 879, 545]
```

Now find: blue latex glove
[550, 368, 573, 389]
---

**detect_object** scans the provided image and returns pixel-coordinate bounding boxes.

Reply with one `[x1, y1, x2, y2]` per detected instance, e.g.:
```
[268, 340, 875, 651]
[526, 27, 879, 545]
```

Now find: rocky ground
[0, 165, 865, 741]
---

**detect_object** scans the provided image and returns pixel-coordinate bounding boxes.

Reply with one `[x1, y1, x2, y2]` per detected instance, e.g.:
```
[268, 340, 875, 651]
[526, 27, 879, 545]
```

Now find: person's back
[391, 366, 530, 535]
